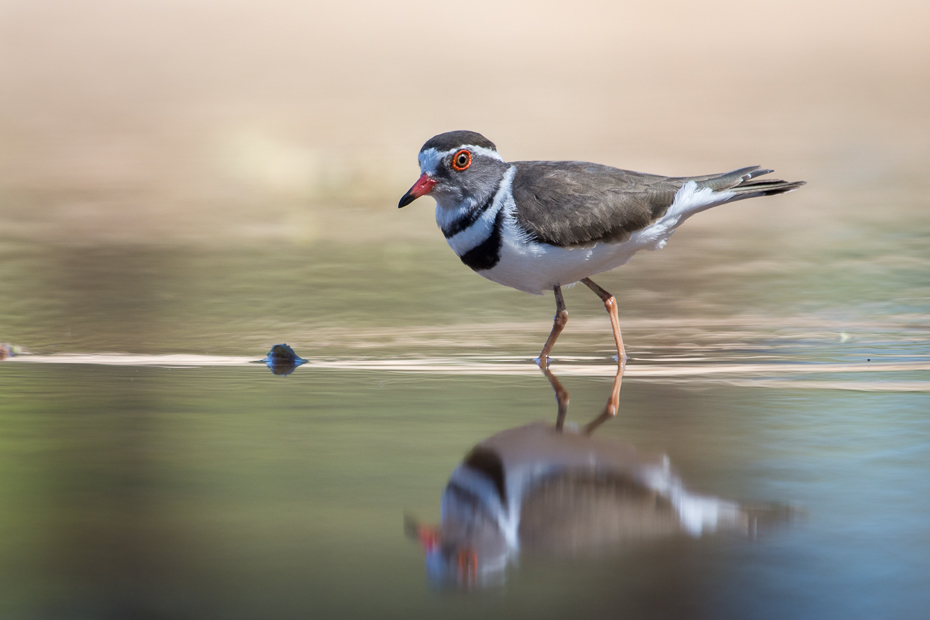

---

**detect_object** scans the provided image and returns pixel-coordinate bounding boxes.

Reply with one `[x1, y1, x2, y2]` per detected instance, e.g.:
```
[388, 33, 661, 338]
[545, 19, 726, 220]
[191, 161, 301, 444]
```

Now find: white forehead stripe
[418, 145, 503, 174]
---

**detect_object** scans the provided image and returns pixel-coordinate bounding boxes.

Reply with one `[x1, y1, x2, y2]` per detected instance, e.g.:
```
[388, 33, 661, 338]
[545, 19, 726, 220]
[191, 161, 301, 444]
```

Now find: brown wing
[510, 162, 789, 248]
[510, 161, 684, 247]
[517, 472, 681, 554]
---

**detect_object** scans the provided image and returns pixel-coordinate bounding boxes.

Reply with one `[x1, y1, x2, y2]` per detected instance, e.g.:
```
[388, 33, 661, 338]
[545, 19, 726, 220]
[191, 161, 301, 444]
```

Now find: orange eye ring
[451, 149, 472, 171]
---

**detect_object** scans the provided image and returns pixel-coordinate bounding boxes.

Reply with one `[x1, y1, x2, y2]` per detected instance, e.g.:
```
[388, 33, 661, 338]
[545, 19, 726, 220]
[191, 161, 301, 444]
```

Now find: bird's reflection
[407, 363, 790, 588]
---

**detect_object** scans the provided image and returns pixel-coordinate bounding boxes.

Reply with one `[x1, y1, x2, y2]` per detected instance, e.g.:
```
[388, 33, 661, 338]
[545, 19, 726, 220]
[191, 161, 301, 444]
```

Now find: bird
[398, 130, 804, 367]
[406, 419, 786, 587]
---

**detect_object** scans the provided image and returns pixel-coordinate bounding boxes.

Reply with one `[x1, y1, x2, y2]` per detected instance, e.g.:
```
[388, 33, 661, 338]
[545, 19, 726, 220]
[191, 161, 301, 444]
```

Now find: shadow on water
[407, 362, 793, 589]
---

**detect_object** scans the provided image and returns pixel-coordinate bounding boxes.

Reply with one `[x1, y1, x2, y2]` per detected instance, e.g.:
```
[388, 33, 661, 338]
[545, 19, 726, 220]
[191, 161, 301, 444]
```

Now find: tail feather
[696, 166, 805, 200]
[729, 178, 806, 198]
[745, 168, 774, 179]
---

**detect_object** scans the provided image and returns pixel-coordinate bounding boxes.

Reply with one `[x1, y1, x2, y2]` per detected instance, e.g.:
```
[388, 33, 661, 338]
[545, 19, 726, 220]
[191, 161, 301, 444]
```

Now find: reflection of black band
[462, 446, 508, 508]
[445, 482, 499, 526]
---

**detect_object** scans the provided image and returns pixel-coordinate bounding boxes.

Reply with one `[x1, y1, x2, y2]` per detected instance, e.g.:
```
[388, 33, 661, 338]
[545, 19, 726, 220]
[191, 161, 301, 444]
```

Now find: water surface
[2, 234, 929, 618]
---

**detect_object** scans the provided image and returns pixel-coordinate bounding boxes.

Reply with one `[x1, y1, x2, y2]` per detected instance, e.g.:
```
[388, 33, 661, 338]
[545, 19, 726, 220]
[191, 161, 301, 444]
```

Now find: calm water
[2, 1, 929, 616]
[1, 223, 929, 619]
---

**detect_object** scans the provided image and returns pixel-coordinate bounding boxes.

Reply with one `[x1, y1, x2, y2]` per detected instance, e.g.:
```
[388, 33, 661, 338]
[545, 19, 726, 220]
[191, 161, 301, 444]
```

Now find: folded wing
[511, 161, 803, 248]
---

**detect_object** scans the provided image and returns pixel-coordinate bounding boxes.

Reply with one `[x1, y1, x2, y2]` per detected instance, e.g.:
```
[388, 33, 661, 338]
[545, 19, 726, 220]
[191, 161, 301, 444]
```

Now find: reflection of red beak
[416, 525, 441, 552]
[398, 173, 436, 208]
[404, 514, 441, 551]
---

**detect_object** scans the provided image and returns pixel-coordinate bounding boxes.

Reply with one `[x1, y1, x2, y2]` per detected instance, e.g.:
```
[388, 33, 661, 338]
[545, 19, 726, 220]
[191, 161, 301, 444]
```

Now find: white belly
[479, 234, 641, 295]
[477, 208, 684, 294]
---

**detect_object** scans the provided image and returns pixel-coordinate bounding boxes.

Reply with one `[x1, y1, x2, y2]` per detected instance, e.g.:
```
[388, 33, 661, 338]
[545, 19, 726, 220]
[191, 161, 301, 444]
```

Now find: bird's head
[404, 513, 510, 589]
[398, 130, 509, 209]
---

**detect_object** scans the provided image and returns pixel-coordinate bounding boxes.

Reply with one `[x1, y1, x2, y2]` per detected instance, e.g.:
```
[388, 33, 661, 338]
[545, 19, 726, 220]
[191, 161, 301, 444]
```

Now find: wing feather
[511, 161, 684, 248]
[511, 162, 802, 248]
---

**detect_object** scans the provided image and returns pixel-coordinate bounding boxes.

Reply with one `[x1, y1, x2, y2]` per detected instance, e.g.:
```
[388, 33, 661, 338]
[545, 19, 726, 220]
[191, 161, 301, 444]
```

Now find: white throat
[436, 166, 516, 256]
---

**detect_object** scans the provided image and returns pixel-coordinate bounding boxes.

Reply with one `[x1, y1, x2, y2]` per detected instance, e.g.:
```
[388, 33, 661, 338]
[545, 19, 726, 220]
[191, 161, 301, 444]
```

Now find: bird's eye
[451, 149, 471, 171]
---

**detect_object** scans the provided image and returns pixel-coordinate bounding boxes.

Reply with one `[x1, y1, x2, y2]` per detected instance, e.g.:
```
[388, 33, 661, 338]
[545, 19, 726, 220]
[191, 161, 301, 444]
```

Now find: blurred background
[2, 0, 929, 355]
[1, 0, 927, 245]
[1, 1, 929, 618]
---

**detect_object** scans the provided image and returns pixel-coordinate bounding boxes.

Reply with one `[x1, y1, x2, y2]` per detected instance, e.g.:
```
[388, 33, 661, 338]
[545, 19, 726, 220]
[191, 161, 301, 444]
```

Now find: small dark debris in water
[867, 358, 871, 362]
[266, 343, 305, 363]
[263, 343, 307, 376]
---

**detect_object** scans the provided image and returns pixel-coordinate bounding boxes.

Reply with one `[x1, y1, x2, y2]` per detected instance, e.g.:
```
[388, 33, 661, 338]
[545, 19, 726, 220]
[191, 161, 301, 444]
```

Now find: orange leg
[542, 359, 623, 435]
[584, 363, 625, 434]
[581, 278, 628, 363]
[541, 365, 570, 431]
[536, 285, 568, 368]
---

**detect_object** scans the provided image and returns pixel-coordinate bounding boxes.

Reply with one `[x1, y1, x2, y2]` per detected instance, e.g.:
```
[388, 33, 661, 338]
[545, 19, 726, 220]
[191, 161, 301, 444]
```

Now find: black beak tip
[398, 194, 415, 209]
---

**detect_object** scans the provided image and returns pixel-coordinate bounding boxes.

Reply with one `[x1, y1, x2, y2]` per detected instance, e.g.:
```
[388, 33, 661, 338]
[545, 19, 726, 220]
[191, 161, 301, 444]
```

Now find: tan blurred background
[1, 0, 928, 246]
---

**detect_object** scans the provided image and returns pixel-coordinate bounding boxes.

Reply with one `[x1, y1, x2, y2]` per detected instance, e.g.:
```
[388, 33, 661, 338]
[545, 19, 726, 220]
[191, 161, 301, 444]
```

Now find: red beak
[398, 173, 436, 208]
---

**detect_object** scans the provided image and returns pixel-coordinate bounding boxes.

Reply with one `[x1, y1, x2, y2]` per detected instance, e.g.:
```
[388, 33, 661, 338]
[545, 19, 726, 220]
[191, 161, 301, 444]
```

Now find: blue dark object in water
[263, 344, 307, 376]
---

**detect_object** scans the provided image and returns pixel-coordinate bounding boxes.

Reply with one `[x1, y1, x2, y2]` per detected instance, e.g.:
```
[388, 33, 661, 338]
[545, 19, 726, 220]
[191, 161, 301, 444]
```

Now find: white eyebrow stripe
[458, 145, 503, 161]
[418, 145, 503, 174]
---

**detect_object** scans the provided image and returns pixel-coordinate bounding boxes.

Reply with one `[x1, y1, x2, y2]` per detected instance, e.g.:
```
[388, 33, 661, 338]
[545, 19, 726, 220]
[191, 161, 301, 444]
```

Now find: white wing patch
[629, 180, 733, 251]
